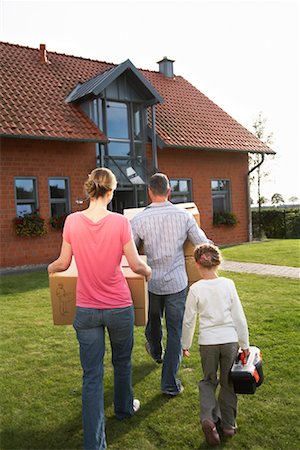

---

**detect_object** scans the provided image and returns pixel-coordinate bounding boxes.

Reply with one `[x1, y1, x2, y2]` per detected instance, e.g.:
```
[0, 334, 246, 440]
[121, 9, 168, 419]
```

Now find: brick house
[0, 42, 274, 268]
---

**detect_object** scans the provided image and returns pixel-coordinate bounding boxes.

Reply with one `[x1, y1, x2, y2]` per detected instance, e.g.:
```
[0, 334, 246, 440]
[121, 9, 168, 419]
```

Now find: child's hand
[183, 349, 190, 358]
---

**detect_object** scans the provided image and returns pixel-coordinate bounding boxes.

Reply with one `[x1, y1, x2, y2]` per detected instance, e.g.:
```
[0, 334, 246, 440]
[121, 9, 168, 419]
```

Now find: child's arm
[230, 279, 249, 349]
[182, 288, 198, 354]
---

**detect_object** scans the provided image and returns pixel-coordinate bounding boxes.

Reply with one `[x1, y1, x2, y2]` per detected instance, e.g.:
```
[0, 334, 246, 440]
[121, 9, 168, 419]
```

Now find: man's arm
[131, 218, 142, 248]
[187, 216, 210, 246]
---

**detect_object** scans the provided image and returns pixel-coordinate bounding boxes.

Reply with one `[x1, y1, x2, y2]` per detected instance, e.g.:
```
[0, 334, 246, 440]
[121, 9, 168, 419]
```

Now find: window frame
[14, 176, 39, 217]
[170, 178, 193, 204]
[48, 176, 71, 218]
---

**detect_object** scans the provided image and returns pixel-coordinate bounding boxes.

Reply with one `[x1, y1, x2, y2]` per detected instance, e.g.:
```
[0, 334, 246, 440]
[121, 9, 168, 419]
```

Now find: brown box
[49, 257, 148, 327]
[124, 202, 201, 256]
[185, 256, 201, 286]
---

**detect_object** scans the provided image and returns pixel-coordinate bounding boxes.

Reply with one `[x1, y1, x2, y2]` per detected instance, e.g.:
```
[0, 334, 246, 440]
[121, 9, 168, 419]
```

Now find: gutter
[247, 154, 265, 241]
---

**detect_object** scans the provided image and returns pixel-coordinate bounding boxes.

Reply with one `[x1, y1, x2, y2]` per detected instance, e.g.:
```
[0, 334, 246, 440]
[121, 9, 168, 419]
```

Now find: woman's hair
[84, 168, 117, 199]
[194, 243, 222, 268]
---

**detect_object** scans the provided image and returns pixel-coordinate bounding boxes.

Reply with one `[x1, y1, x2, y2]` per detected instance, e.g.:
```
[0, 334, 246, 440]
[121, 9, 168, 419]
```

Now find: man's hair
[149, 173, 170, 197]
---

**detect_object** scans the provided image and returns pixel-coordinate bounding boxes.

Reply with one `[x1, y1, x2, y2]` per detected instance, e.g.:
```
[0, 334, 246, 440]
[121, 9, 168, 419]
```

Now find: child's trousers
[199, 342, 239, 429]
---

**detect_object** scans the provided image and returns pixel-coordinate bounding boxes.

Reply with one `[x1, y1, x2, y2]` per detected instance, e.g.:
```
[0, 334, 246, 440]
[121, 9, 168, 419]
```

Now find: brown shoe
[202, 419, 221, 446]
[222, 428, 236, 437]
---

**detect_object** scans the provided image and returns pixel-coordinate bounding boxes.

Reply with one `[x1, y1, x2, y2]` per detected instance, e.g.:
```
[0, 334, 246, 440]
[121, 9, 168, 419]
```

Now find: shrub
[13, 212, 47, 237]
[213, 211, 238, 226]
[49, 214, 68, 230]
[252, 208, 300, 239]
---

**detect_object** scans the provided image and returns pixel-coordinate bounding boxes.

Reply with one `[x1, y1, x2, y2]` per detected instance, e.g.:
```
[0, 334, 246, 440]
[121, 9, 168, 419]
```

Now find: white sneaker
[133, 399, 140, 413]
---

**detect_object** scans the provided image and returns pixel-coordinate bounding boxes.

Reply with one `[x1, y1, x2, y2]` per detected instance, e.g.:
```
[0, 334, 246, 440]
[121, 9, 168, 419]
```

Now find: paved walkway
[221, 260, 300, 279]
[1, 261, 299, 279]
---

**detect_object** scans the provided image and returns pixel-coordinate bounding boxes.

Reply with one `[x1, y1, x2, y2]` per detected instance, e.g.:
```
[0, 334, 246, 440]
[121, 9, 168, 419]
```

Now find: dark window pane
[219, 180, 229, 191]
[213, 196, 226, 213]
[107, 102, 129, 139]
[172, 195, 189, 204]
[51, 203, 67, 216]
[107, 158, 129, 185]
[170, 180, 179, 192]
[108, 142, 130, 157]
[49, 179, 67, 199]
[133, 142, 144, 158]
[16, 179, 35, 199]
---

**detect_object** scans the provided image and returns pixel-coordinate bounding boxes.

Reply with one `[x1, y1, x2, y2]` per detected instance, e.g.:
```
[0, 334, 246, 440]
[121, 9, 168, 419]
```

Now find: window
[211, 179, 231, 213]
[170, 179, 192, 204]
[48, 178, 70, 217]
[15, 177, 38, 216]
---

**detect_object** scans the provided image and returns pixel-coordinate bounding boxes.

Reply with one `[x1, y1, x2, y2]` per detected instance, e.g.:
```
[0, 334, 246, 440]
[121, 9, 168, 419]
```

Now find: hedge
[252, 208, 300, 239]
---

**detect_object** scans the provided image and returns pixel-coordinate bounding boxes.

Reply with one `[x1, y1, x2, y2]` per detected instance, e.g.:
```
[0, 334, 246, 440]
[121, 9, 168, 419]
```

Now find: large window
[106, 101, 130, 157]
[211, 179, 231, 213]
[15, 177, 38, 216]
[170, 178, 192, 204]
[48, 178, 70, 217]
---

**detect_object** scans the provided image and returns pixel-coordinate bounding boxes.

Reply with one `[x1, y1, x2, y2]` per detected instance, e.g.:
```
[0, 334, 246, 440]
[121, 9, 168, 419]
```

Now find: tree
[271, 193, 284, 206]
[250, 112, 273, 237]
[260, 196, 269, 206]
[288, 196, 299, 205]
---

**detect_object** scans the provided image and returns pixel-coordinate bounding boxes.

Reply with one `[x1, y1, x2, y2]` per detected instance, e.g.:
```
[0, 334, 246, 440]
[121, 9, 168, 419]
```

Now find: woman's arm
[48, 240, 73, 274]
[123, 239, 152, 281]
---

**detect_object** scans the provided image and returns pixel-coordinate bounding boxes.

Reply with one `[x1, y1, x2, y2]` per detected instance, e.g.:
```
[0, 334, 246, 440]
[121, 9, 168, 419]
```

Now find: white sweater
[182, 277, 249, 349]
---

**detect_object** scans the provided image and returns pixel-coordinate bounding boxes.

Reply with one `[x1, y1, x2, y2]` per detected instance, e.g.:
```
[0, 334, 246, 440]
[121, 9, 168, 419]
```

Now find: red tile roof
[0, 42, 274, 153]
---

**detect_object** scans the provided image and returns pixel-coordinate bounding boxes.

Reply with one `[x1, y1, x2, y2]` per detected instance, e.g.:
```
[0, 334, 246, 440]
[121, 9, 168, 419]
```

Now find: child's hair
[84, 168, 117, 199]
[194, 243, 222, 268]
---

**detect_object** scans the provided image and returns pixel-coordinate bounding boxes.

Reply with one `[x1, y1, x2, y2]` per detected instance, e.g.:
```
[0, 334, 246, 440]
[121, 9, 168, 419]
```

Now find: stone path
[1, 261, 299, 279]
[221, 260, 300, 279]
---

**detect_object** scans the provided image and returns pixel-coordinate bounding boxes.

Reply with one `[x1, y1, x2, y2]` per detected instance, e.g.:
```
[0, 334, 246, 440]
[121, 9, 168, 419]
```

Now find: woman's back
[63, 211, 132, 309]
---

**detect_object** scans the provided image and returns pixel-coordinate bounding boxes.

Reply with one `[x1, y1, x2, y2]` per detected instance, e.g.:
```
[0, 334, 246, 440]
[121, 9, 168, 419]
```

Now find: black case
[230, 346, 264, 394]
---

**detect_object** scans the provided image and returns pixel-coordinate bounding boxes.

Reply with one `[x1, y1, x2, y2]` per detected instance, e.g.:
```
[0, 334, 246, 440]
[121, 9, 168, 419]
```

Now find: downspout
[151, 105, 158, 173]
[247, 153, 265, 241]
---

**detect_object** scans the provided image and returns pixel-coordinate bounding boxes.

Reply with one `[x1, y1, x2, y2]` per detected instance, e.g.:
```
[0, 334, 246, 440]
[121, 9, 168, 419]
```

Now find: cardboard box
[185, 256, 201, 286]
[124, 202, 201, 256]
[49, 257, 149, 327]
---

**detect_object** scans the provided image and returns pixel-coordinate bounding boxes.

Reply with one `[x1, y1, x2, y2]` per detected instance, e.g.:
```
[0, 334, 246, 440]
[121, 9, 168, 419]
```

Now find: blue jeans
[145, 288, 187, 393]
[73, 305, 134, 450]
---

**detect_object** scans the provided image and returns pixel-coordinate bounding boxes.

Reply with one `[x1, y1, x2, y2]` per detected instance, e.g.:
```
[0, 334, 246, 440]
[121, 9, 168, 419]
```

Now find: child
[182, 243, 249, 446]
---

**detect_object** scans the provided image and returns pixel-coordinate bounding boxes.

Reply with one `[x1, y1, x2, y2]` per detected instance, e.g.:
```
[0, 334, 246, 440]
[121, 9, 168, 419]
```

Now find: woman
[48, 168, 151, 450]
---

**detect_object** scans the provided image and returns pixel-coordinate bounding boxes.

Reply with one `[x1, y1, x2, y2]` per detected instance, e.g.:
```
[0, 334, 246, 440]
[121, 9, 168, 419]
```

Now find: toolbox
[230, 346, 264, 394]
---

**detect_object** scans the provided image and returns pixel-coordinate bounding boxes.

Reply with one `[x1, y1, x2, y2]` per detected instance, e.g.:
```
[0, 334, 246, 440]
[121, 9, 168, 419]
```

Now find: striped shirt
[131, 201, 209, 295]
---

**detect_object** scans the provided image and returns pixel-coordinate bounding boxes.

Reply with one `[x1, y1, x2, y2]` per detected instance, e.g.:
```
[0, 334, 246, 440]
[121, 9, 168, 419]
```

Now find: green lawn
[221, 239, 300, 267]
[1, 270, 300, 449]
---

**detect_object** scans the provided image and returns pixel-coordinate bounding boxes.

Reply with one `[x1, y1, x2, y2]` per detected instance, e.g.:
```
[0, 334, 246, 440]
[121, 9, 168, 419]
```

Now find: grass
[221, 239, 300, 267]
[1, 270, 300, 449]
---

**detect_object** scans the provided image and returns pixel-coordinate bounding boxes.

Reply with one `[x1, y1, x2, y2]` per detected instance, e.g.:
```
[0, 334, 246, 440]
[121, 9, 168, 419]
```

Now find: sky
[1, 0, 299, 204]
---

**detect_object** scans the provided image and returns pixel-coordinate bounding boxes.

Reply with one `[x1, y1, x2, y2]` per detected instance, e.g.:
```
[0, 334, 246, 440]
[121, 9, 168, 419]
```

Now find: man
[131, 173, 210, 396]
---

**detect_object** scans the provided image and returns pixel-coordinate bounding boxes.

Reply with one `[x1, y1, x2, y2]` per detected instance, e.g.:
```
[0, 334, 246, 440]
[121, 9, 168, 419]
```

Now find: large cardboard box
[185, 256, 201, 287]
[49, 256, 148, 327]
[124, 202, 201, 257]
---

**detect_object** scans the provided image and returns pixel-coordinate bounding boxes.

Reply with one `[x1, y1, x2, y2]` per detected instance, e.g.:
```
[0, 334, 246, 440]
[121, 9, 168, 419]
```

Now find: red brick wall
[0, 137, 97, 267]
[147, 146, 249, 247]
[1, 138, 249, 268]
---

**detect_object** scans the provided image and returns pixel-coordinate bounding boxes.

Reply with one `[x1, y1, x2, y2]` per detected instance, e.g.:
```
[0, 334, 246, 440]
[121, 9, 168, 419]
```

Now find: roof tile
[0, 42, 274, 153]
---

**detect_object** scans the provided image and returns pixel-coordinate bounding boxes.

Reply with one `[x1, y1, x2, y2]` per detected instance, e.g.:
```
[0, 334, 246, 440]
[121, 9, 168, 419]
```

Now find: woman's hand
[183, 349, 190, 358]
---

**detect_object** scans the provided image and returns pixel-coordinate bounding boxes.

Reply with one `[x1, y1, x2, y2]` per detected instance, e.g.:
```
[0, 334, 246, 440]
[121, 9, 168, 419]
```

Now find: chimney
[157, 56, 175, 78]
[39, 44, 48, 64]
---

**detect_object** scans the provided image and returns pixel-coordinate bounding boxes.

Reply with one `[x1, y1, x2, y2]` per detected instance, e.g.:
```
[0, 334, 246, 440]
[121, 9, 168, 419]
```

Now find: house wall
[149, 146, 249, 246]
[0, 137, 97, 268]
[1, 138, 249, 268]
